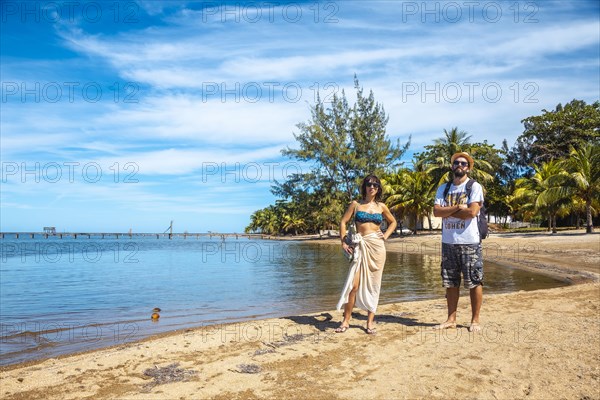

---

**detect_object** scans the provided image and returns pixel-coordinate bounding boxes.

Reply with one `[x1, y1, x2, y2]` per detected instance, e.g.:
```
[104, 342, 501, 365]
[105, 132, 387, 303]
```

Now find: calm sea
[0, 235, 566, 366]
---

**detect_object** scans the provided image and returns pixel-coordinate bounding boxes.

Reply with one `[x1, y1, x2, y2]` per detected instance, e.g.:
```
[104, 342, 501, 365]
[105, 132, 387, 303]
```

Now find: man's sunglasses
[366, 182, 380, 188]
[453, 161, 469, 167]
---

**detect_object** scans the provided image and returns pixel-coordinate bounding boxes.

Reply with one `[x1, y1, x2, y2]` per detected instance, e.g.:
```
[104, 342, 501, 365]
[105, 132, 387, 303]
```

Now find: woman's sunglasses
[366, 182, 380, 189]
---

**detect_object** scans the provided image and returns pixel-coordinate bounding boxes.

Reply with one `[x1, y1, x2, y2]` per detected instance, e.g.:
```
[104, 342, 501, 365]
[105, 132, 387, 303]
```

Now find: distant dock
[0, 232, 268, 240]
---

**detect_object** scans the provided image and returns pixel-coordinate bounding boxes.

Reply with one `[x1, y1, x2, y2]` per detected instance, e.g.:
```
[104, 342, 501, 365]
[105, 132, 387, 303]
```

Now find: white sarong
[336, 232, 386, 313]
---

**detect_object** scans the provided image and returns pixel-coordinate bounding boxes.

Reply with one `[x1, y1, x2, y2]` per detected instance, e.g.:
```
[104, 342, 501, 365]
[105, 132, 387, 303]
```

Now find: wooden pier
[0, 232, 267, 240]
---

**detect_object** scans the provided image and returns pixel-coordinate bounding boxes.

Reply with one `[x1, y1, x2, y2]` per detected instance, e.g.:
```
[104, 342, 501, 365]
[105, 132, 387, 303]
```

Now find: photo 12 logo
[200, 81, 339, 104]
[198, 241, 339, 264]
[199, 2, 339, 23]
[198, 321, 318, 344]
[1, 1, 140, 24]
[1, 242, 140, 264]
[400, 81, 539, 104]
[1, 322, 140, 345]
[400, 1, 539, 23]
[1, 82, 140, 104]
[200, 162, 303, 183]
[1, 162, 140, 184]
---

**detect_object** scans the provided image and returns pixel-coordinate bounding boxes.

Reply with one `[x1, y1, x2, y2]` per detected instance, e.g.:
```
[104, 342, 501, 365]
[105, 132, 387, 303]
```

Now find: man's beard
[453, 169, 467, 178]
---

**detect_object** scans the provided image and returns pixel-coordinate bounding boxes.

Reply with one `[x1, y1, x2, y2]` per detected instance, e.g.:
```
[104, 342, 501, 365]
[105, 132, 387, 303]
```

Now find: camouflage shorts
[441, 243, 483, 289]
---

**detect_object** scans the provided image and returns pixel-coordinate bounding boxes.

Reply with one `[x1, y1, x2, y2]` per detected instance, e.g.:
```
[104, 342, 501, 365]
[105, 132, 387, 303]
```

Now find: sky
[1, 0, 599, 233]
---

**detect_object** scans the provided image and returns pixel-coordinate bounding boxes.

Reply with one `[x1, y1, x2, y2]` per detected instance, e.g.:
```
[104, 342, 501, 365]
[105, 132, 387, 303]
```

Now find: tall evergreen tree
[267, 77, 410, 232]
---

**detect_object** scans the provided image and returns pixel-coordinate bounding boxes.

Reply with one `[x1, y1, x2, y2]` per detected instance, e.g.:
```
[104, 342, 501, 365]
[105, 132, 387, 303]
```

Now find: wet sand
[1, 231, 599, 399]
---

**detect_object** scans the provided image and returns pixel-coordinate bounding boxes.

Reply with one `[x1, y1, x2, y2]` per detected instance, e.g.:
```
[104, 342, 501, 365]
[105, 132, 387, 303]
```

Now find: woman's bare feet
[433, 321, 457, 330]
[468, 322, 482, 332]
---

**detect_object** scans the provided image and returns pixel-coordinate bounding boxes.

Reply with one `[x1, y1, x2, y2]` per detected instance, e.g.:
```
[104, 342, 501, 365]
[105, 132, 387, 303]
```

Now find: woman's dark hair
[360, 175, 383, 202]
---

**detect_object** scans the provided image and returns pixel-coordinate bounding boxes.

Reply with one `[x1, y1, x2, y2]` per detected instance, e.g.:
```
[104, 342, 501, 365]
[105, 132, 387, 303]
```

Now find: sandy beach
[1, 231, 599, 400]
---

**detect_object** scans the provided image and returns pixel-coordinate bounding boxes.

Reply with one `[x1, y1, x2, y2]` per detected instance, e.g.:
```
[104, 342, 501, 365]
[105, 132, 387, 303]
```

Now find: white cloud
[93, 146, 286, 175]
[99, 95, 305, 144]
[2, 0, 598, 232]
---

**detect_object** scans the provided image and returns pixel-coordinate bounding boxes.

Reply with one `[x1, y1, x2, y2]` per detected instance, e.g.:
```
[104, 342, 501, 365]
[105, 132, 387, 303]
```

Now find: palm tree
[512, 160, 570, 233]
[561, 144, 600, 233]
[426, 127, 472, 186]
[385, 168, 436, 234]
[282, 214, 306, 235]
[564, 197, 588, 229]
[245, 207, 280, 235]
[433, 127, 472, 158]
[424, 128, 495, 188]
[245, 212, 260, 233]
[381, 172, 407, 229]
[277, 201, 307, 235]
[263, 207, 281, 235]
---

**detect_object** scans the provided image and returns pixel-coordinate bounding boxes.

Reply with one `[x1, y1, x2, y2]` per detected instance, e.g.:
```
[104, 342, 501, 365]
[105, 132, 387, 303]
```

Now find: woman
[336, 175, 397, 334]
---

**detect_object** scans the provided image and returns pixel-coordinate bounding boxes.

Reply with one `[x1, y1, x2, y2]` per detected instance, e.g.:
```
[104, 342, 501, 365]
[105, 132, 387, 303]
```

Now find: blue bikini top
[355, 211, 383, 225]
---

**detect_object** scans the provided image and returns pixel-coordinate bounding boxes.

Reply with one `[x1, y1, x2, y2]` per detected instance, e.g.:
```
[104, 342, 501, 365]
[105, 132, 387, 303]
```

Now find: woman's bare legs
[367, 311, 376, 332]
[337, 266, 361, 331]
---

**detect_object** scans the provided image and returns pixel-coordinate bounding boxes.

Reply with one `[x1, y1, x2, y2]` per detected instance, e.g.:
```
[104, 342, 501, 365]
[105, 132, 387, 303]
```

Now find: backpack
[443, 179, 488, 240]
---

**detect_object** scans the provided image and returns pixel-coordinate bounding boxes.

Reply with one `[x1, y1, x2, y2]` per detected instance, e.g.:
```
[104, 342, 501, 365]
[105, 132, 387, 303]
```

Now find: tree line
[245, 78, 600, 235]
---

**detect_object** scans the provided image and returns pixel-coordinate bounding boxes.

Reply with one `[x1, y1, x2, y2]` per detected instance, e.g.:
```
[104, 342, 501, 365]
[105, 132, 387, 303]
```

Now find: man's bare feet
[433, 321, 457, 330]
[468, 322, 482, 332]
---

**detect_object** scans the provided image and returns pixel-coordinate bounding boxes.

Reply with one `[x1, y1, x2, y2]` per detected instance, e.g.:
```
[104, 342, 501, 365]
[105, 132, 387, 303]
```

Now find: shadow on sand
[283, 311, 441, 333]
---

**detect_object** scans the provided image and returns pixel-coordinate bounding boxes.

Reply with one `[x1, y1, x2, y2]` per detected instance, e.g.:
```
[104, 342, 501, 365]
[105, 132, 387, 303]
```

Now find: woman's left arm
[381, 204, 397, 240]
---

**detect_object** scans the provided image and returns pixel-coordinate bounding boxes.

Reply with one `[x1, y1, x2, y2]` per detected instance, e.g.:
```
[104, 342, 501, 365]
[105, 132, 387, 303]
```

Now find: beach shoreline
[1, 231, 599, 399]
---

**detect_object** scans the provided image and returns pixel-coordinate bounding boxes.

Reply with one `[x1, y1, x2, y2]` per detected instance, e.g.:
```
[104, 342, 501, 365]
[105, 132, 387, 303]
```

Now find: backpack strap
[465, 178, 475, 200]
[442, 181, 452, 202]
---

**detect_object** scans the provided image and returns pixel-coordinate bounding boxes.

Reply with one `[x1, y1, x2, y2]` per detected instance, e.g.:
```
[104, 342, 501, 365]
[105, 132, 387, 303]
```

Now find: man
[433, 152, 484, 332]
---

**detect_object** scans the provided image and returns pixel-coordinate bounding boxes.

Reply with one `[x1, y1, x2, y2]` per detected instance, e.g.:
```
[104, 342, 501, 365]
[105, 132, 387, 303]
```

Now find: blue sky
[1, 0, 599, 233]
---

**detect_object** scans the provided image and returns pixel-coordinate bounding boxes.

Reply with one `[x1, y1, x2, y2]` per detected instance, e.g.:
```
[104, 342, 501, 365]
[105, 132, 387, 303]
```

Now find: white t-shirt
[435, 178, 484, 244]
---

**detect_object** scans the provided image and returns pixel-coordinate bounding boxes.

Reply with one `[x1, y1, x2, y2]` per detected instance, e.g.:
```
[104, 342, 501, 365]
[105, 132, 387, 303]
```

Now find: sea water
[0, 235, 566, 366]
